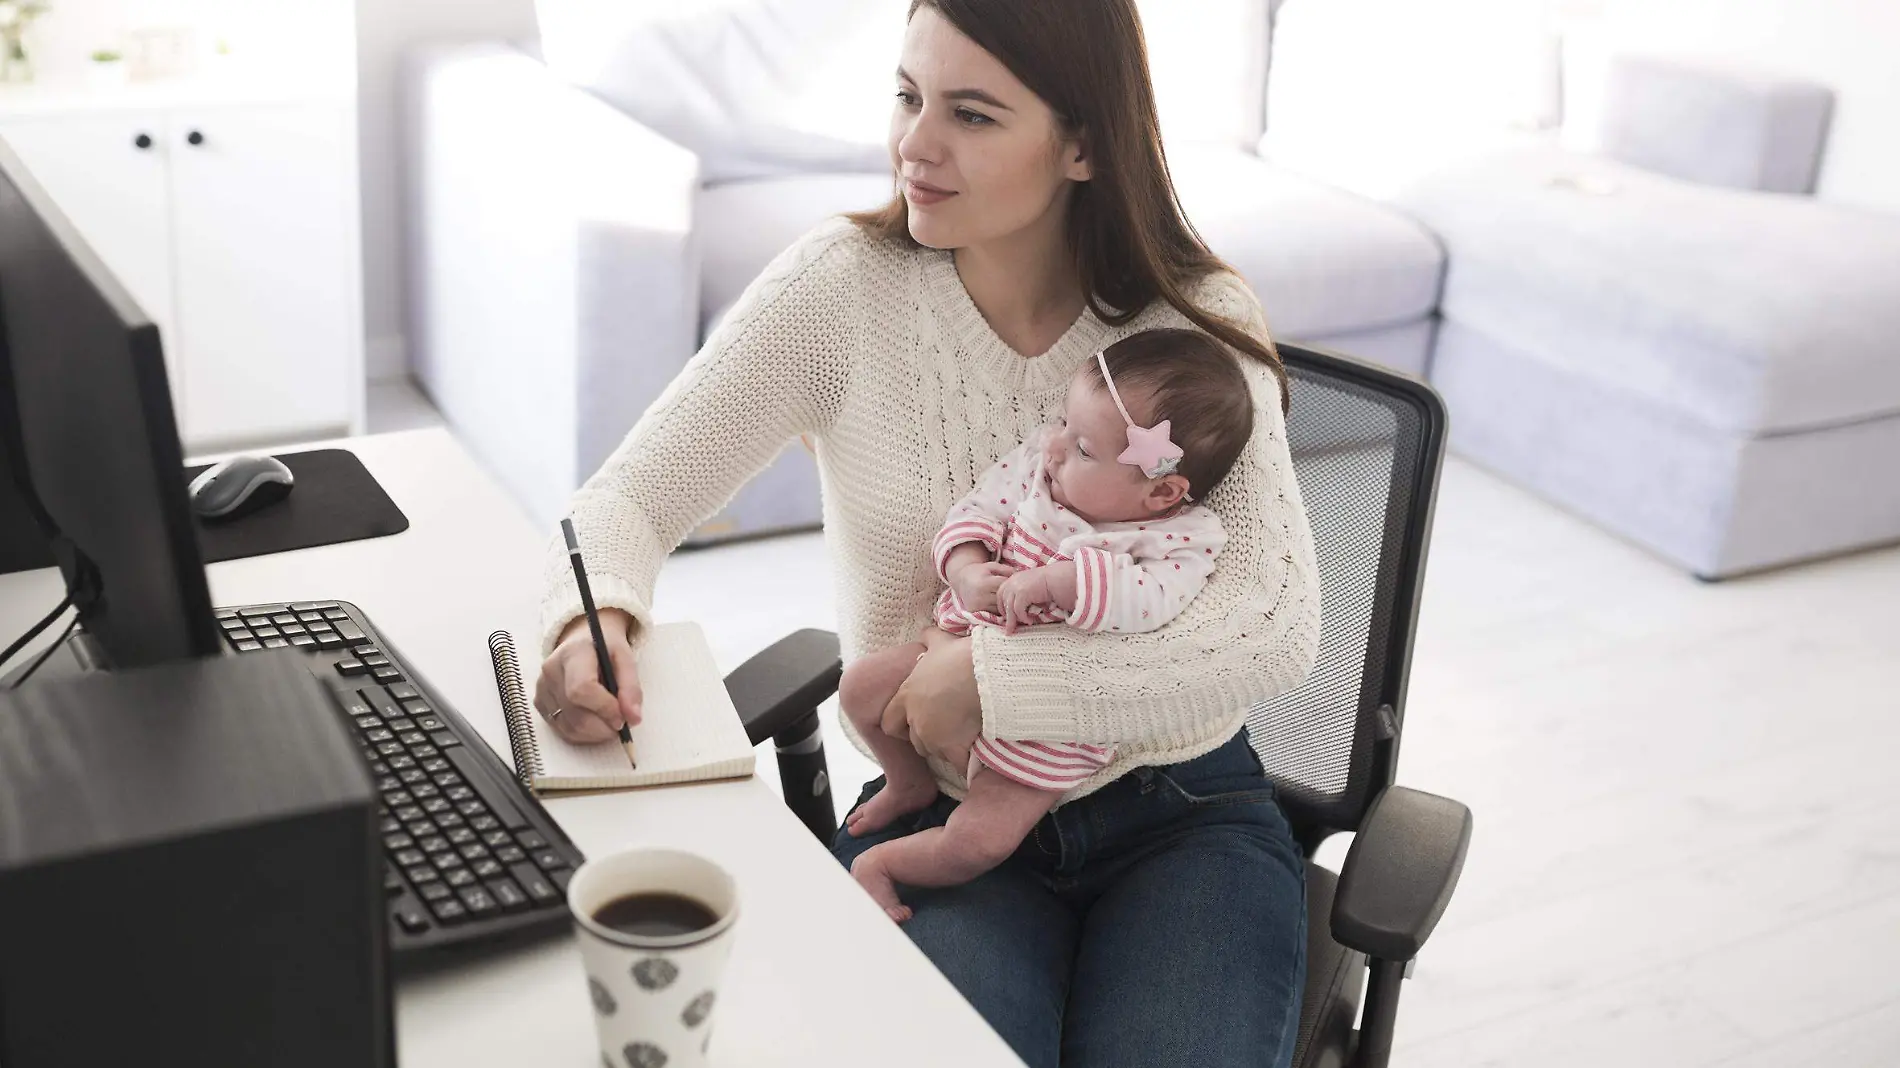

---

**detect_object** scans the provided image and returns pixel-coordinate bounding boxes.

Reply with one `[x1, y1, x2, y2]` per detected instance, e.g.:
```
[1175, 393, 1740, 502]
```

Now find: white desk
[0, 428, 1020, 1067]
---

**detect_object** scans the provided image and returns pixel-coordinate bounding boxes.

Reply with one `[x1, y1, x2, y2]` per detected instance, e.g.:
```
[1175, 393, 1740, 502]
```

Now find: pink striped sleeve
[974, 737, 1116, 790]
[1065, 546, 1115, 632]
[934, 517, 1006, 582]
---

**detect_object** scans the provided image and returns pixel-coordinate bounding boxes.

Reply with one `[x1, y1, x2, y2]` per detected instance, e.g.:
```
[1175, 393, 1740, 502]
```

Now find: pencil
[561, 518, 637, 768]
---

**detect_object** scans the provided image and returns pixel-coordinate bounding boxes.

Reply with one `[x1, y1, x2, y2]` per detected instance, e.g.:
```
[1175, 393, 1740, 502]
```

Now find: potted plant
[0, 1, 51, 85]
[87, 47, 127, 88]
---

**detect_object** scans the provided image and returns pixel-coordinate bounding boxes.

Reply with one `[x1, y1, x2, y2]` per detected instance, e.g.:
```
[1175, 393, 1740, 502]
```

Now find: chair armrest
[723, 629, 841, 747]
[1331, 785, 1471, 961]
[403, 42, 702, 527]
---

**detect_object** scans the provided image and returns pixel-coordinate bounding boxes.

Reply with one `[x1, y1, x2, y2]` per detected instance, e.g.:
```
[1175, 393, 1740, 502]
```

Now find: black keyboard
[215, 599, 585, 964]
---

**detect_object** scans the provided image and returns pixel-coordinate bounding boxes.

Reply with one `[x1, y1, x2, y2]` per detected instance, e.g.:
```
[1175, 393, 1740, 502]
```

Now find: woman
[535, 2, 1321, 1064]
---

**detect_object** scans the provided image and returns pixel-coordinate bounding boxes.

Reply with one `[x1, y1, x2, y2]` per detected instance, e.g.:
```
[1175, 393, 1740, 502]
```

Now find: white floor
[380, 379, 1900, 1065]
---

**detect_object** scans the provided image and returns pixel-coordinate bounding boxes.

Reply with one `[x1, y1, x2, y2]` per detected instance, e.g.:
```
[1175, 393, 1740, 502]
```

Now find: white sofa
[405, 1, 1444, 538]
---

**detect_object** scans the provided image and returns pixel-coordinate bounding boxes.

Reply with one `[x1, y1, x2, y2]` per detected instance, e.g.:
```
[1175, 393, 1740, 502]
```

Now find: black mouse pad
[0, 448, 409, 577]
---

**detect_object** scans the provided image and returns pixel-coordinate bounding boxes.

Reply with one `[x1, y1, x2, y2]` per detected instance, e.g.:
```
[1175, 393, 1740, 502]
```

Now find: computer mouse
[188, 454, 295, 521]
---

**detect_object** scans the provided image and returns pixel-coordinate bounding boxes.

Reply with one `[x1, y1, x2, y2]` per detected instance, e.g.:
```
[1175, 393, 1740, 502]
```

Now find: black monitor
[0, 138, 220, 671]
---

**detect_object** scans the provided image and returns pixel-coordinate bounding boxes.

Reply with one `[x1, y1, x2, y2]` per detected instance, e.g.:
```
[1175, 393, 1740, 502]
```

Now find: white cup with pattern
[568, 849, 740, 1068]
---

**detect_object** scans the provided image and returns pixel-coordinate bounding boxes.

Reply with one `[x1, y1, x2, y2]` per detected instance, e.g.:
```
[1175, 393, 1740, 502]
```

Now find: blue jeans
[831, 729, 1307, 1068]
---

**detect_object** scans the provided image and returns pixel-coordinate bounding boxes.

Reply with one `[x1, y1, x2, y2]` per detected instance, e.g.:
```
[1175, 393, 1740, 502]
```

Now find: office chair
[719, 343, 1472, 1068]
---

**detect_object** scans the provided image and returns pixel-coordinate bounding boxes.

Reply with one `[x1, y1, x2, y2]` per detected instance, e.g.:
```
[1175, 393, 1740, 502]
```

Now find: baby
[839, 327, 1258, 922]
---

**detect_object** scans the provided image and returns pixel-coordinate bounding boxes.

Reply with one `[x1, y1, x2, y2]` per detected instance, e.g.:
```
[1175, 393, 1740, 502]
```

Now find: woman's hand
[880, 634, 982, 771]
[534, 609, 644, 744]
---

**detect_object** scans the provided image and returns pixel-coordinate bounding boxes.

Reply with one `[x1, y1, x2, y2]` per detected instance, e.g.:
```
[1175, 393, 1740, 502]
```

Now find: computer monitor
[0, 138, 220, 671]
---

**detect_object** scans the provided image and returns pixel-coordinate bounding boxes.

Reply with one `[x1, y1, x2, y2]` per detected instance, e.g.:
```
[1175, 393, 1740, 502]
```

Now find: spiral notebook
[487, 622, 755, 793]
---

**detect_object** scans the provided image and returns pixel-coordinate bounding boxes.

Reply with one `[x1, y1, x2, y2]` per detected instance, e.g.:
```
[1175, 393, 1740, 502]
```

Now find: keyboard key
[365, 728, 394, 743]
[532, 850, 566, 872]
[548, 867, 574, 892]
[392, 848, 426, 867]
[472, 858, 504, 879]
[239, 604, 283, 618]
[434, 852, 466, 871]
[268, 613, 295, 626]
[363, 688, 404, 719]
[356, 716, 382, 732]
[335, 659, 367, 677]
[377, 742, 405, 758]
[432, 771, 461, 788]
[403, 700, 435, 717]
[447, 748, 530, 828]
[384, 869, 403, 894]
[446, 786, 475, 803]
[444, 868, 476, 888]
[322, 607, 351, 621]
[262, 638, 290, 649]
[290, 601, 339, 612]
[372, 667, 404, 683]
[235, 640, 262, 653]
[296, 611, 325, 623]
[430, 898, 469, 925]
[406, 818, 439, 838]
[289, 635, 317, 648]
[416, 716, 446, 732]
[385, 790, 413, 808]
[457, 886, 499, 916]
[422, 798, 451, 816]
[430, 731, 462, 749]
[252, 626, 280, 639]
[469, 816, 500, 833]
[216, 609, 240, 621]
[409, 742, 439, 759]
[389, 683, 421, 701]
[406, 865, 439, 884]
[456, 801, 486, 818]
[515, 831, 548, 851]
[355, 647, 382, 659]
[394, 901, 431, 934]
[314, 633, 345, 649]
[361, 655, 391, 669]
[458, 843, 488, 861]
[486, 878, 530, 912]
[399, 769, 427, 785]
[387, 755, 417, 771]
[394, 805, 424, 822]
[495, 845, 526, 864]
[337, 622, 369, 644]
[369, 761, 391, 776]
[481, 830, 511, 848]
[433, 811, 465, 829]
[446, 827, 477, 845]
[378, 816, 401, 834]
[418, 881, 453, 902]
[332, 688, 374, 718]
[390, 718, 420, 734]
[383, 833, 414, 852]
[410, 783, 440, 800]
[218, 615, 246, 630]
[421, 758, 450, 774]
[510, 864, 559, 905]
[420, 836, 451, 854]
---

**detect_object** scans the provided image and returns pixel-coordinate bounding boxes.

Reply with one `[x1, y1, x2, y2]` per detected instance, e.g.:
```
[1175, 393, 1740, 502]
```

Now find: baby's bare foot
[850, 852, 912, 923]
[844, 778, 939, 837]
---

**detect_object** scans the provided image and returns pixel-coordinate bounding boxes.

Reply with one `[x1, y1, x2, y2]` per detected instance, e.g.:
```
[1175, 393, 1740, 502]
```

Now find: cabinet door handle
[185, 130, 205, 147]
[134, 133, 153, 150]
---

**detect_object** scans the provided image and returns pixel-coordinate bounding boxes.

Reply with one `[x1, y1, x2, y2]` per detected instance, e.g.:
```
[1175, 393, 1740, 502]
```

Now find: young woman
[536, 2, 1320, 1064]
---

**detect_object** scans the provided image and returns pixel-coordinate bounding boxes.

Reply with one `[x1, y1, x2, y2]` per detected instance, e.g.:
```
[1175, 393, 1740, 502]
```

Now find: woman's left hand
[880, 634, 982, 770]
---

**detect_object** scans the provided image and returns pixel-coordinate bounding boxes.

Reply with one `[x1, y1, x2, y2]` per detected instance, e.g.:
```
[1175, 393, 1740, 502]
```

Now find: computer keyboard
[215, 599, 586, 964]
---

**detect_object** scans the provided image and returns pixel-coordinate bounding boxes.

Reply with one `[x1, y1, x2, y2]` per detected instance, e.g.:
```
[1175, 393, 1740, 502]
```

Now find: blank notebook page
[527, 622, 754, 791]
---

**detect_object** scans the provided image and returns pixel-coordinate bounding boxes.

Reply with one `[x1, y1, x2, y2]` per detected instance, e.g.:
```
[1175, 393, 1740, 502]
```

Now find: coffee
[593, 892, 720, 939]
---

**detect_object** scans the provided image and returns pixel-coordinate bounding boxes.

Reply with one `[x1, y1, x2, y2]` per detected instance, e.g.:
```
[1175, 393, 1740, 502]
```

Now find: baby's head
[1043, 328, 1255, 524]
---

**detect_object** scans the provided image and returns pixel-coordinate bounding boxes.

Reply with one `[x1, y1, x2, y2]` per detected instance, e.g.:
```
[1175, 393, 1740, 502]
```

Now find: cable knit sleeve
[538, 219, 861, 655]
[970, 273, 1322, 750]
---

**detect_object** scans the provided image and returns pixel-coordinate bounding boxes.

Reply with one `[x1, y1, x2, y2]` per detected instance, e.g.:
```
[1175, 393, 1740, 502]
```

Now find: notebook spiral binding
[488, 630, 542, 788]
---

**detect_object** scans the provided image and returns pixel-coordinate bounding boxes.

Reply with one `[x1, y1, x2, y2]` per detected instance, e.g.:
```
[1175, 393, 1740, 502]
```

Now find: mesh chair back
[1243, 345, 1446, 839]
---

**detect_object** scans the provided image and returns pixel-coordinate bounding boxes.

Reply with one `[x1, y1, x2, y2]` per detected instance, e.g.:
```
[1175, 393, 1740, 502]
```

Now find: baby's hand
[951, 560, 1014, 614]
[997, 568, 1053, 634]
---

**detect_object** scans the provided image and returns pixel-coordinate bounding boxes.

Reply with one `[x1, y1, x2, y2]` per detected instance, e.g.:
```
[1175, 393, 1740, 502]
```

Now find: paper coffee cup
[568, 849, 740, 1068]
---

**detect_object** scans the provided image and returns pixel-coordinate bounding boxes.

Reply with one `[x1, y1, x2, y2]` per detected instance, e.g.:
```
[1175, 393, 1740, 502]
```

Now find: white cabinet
[0, 93, 362, 450]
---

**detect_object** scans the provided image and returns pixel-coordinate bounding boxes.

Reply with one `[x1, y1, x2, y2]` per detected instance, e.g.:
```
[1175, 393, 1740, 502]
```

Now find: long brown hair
[848, 0, 1288, 407]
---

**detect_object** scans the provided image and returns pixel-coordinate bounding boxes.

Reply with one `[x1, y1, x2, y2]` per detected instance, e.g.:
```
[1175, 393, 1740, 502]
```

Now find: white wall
[354, 0, 538, 380]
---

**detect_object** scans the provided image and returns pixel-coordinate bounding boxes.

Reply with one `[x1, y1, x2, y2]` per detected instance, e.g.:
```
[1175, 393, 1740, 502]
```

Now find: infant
[839, 327, 1258, 922]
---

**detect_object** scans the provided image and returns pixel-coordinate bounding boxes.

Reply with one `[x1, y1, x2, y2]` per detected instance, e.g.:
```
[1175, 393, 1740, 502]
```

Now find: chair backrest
[1242, 343, 1446, 842]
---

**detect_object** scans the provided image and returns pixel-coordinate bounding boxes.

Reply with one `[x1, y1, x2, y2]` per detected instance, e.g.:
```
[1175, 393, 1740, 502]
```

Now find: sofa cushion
[537, 0, 1274, 183]
[1400, 146, 1900, 435]
[1169, 146, 1444, 338]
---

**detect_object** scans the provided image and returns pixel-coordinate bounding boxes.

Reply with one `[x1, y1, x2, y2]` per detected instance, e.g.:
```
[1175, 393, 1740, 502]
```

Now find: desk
[0, 429, 1021, 1067]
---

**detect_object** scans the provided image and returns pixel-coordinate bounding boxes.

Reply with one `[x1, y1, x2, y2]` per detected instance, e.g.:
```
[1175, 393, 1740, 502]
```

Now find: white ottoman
[1398, 146, 1900, 577]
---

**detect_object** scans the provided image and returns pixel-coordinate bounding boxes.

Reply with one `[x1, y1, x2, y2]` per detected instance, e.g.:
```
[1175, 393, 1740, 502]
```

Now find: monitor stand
[1, 627, 106, 688]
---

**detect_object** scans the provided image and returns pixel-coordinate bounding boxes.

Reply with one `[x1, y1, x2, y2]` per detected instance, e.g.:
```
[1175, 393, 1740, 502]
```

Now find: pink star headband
[1095, 349, 1186, 482]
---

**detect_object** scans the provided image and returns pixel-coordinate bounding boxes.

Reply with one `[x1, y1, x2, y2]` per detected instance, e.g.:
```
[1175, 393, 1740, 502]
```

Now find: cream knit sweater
[542, 217, 1321, 804]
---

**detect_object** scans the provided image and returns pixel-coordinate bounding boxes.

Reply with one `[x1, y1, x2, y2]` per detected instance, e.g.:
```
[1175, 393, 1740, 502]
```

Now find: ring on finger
[551, 706, 565, 720]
